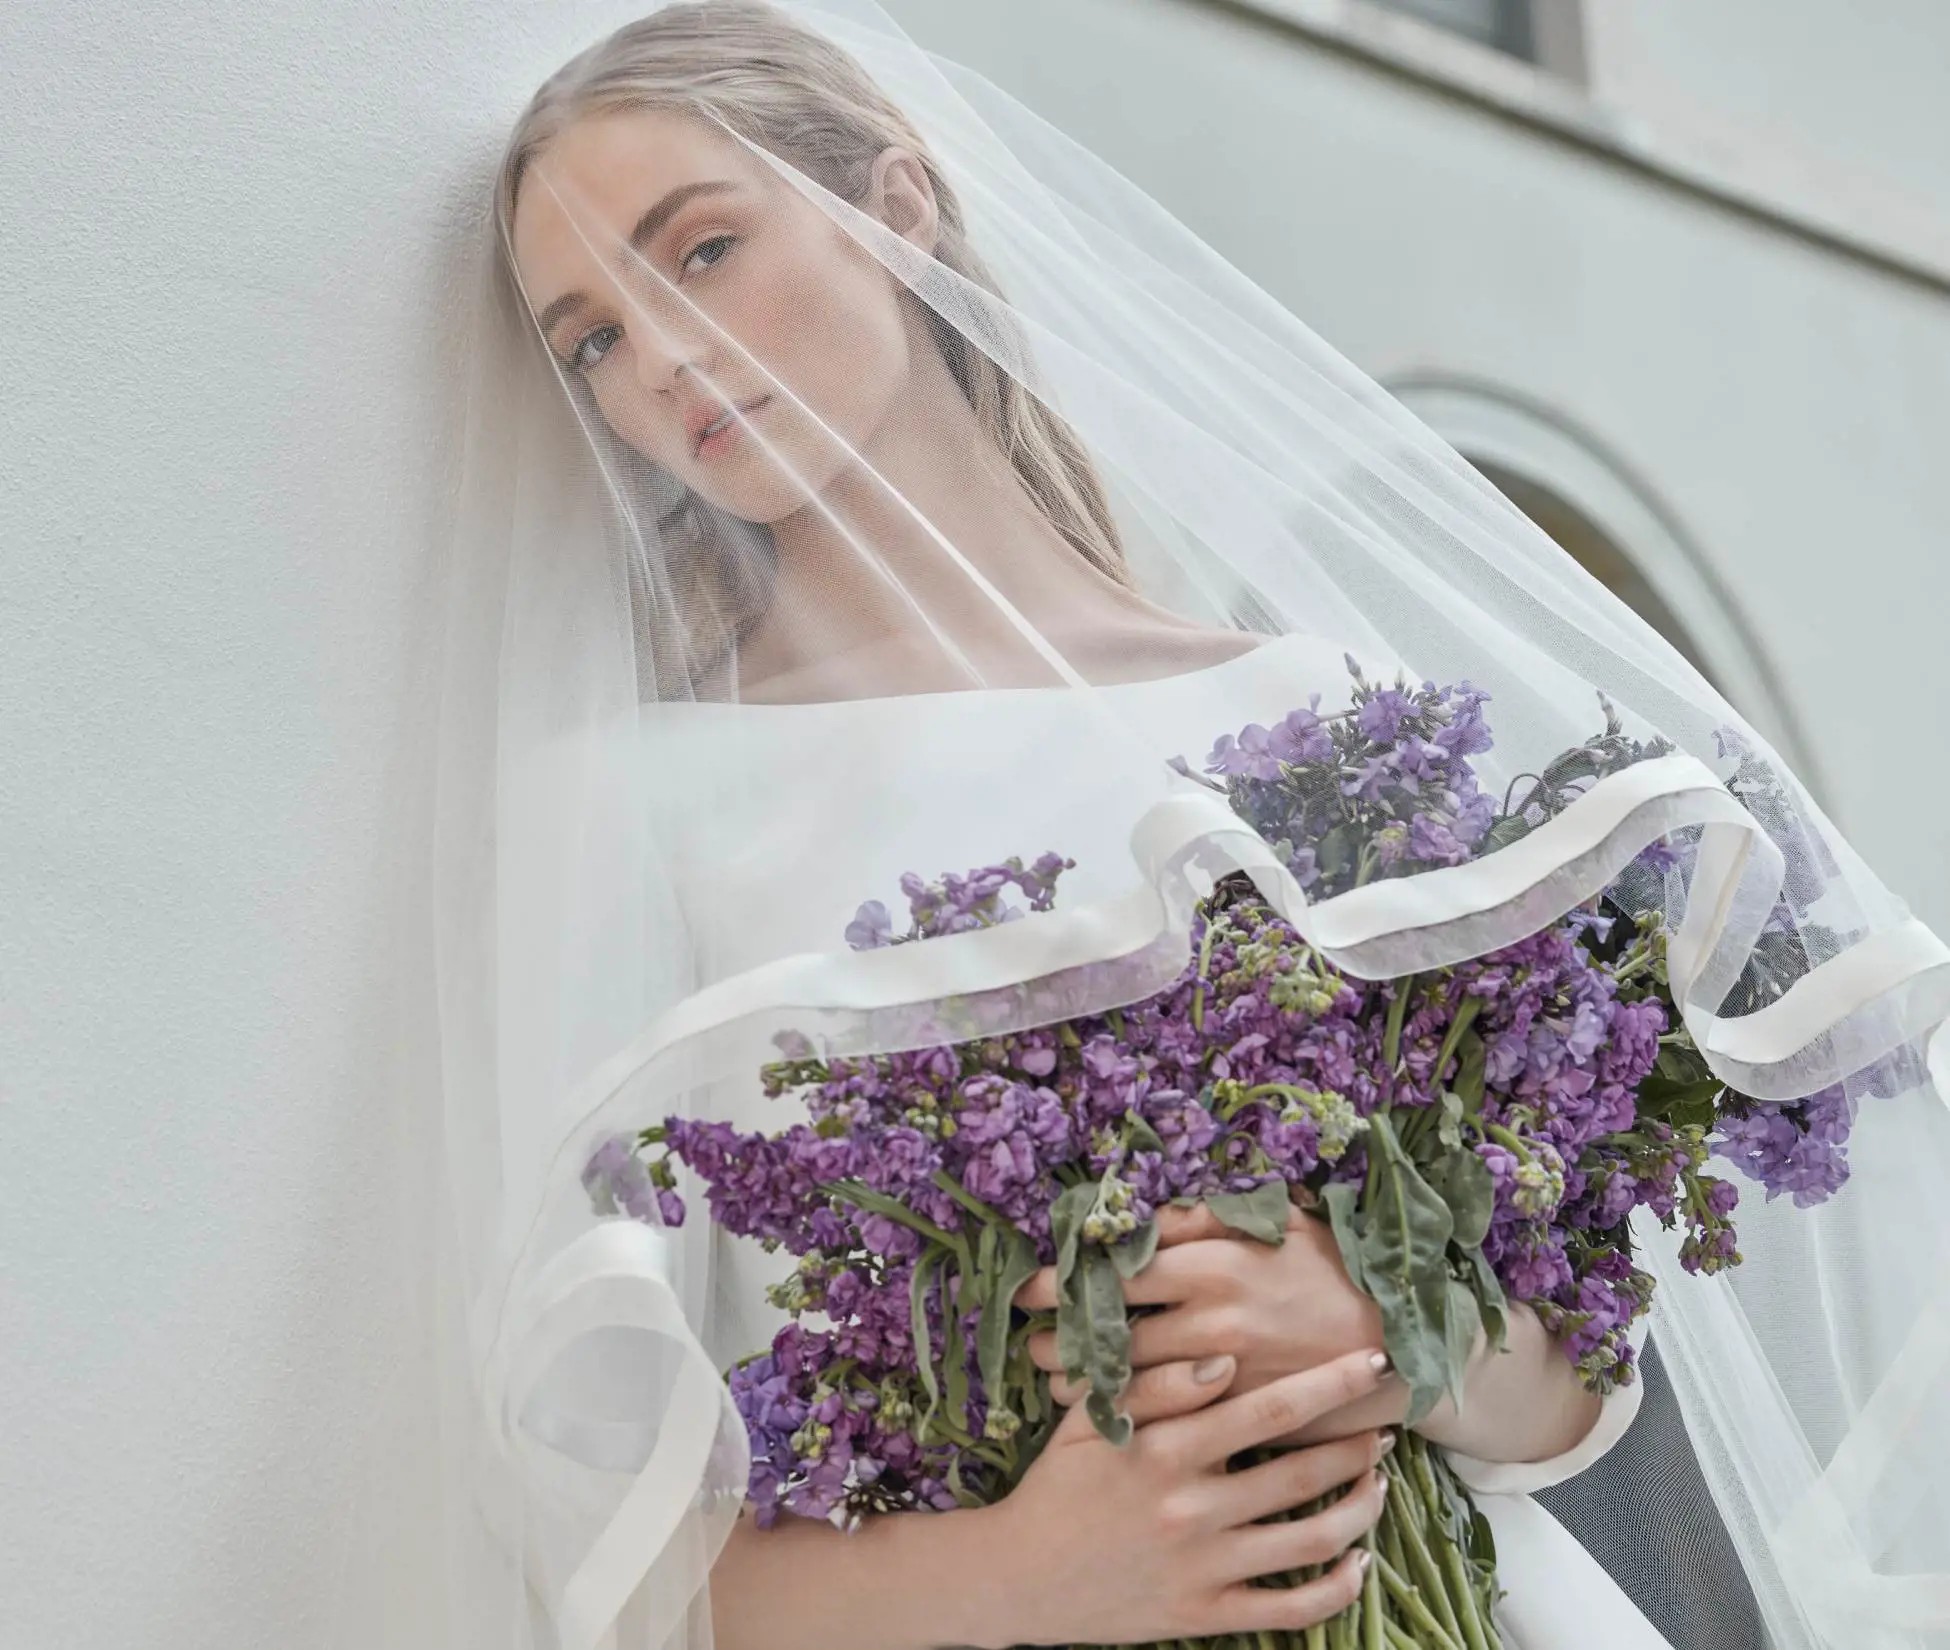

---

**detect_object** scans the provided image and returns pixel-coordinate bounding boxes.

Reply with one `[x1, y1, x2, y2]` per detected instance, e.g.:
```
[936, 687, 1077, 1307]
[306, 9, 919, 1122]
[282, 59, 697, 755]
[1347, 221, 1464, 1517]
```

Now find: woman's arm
[708, 1504, 999, 1650]
[1024, 1205, 1605, 1469]
[1407, 1301, 1602, 1463]
[708, 1351, 1395, 1650]
[1298, 1299, 1602, 1464]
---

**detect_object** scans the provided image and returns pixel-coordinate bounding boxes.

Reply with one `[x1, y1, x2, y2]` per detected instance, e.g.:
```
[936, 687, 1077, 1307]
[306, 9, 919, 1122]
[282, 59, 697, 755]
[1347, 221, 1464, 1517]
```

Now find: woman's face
[511, 110, 925, 524]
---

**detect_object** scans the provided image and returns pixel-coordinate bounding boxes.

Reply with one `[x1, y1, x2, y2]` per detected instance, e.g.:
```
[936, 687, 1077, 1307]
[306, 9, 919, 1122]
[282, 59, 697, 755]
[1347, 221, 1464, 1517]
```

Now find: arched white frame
[1389, 372, 1825, 802]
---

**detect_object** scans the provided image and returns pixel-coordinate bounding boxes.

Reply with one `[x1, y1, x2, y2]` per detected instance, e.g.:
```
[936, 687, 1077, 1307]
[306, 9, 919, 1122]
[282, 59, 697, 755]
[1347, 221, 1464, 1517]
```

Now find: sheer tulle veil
[414, 3, 1950, 1645]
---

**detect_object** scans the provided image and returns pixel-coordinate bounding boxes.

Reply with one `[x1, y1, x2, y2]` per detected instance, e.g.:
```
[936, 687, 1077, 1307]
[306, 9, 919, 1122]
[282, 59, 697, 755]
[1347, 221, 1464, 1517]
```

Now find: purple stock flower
[593, 657, 1864, 1537]
[845, 899, 895, 950]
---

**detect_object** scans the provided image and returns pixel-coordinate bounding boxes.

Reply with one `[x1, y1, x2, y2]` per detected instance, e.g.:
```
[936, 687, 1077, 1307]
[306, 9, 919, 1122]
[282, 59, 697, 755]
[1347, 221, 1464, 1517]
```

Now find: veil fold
[420, 4, 1950, 1644]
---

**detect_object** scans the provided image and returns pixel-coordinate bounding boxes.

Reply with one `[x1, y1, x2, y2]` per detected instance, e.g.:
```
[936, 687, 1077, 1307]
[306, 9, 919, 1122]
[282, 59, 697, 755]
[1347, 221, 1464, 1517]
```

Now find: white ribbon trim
[496, 749, 1950, 1647]
[491, 1221, 738, 1650]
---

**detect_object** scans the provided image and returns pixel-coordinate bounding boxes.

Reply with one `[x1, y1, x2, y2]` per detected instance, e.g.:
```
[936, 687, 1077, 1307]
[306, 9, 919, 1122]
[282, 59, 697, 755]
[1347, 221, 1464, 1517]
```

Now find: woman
[426, 4, 1950, 1648]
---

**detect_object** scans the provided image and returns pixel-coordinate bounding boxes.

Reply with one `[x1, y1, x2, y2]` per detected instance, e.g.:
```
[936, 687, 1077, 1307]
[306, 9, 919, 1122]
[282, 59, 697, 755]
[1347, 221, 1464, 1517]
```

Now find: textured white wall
[0, 2, 622, 1644]
[1584, 0, 1950, 228]
[4, 1, 1946, 1646]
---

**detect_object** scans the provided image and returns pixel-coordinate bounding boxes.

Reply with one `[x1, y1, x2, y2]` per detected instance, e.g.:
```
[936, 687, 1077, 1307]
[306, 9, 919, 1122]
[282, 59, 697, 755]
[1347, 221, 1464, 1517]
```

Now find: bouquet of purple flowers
[585, 659, 1865, 1650]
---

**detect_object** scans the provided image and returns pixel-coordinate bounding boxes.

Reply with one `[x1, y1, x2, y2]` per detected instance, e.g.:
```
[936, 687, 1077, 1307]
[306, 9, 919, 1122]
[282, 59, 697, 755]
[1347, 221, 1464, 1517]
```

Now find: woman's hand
[1020, 1203, 1384, 1444]
[708, 1350, 1391, 1650]
[1020, 1201, 1602, 1463]
[967, 1348, 1392, 1649]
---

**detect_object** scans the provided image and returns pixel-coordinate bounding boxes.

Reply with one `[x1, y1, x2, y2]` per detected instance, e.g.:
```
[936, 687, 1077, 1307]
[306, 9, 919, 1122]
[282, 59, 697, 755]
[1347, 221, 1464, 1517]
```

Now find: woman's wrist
[866, 1499, 1025, 1650]
[710, 1502, 1015, 1650]
[1411, 1304, 1601, 1463]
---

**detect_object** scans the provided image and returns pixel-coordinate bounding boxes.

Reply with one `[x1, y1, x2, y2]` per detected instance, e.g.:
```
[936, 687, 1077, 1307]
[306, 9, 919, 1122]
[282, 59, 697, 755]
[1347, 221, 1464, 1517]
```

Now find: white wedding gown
[652, 633, 1674, 1649]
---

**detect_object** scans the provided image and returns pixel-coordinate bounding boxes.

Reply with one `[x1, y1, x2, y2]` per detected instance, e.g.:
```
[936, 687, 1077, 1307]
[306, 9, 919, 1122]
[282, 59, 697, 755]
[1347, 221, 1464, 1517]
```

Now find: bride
[423, 3, 1950, 1648]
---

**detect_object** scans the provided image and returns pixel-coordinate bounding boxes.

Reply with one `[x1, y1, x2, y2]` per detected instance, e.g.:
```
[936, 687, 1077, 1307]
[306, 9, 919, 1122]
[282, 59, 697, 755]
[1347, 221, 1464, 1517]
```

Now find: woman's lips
[693, 395, 772, 459]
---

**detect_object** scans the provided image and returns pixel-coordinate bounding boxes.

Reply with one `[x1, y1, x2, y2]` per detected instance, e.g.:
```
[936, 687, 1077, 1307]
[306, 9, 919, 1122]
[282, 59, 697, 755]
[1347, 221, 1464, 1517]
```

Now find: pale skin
[513, 106, 1604, 1650]
[1021, 1204, 1603, 1463]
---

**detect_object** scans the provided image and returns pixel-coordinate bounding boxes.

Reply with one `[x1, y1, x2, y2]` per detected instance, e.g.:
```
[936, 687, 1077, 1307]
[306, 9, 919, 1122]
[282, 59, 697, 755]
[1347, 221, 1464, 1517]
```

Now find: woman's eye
[568, 324, 622, 373]
[681, 234, 736, 277]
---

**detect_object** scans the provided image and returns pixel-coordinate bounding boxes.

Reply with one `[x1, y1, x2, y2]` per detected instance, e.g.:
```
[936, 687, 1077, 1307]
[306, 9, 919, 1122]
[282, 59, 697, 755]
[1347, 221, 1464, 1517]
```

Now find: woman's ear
[868, 146, 940, 252]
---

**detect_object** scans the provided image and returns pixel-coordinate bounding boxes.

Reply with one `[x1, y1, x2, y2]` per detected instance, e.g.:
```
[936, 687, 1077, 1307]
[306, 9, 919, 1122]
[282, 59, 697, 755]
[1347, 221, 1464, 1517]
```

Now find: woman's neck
[753, 341, 1161, 687]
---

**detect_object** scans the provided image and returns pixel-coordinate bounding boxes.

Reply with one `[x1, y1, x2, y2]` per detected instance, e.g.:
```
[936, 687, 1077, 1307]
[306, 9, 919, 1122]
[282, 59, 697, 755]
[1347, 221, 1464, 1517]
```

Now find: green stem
[1373, 1552, 1464, 1650]
[1411, 1441, 1501, 1650]
[1362, 1533, 1385, 1650]
[1440, 1533, 1496, 1650]
[1381, 976, 1414, 1071]
[1391, 1450, 1464, 1646]
[928, 1169, 1009, 1229]
[1191, 915, 1221, 1033]
[1429, 995, 1484, 1089]
[1481, 1122, 1533, 1163]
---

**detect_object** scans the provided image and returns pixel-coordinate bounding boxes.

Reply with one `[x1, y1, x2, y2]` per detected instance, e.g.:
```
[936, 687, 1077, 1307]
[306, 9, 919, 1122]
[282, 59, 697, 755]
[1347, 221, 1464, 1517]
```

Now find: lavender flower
[579, 655, 1875, 1648]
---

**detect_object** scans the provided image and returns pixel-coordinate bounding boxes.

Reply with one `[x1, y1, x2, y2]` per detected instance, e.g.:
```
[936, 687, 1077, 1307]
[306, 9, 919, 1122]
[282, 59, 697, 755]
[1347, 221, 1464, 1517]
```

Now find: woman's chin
[694, 449, 858, 529]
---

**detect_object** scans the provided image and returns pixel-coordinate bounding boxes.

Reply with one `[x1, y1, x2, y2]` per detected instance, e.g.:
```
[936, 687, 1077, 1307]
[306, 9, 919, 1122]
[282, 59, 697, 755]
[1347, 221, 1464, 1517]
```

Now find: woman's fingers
[1218, 1430, 1390, 1525]
[1211, 1548, 1371, 1636]
[1032, 1308, 1227, 1395]
[1164, 1348, 1390, 1468]
[1214, 1467, 1389, 1583]
[1015, 1208, 1288, 1315]
[1154, 1201, 1235, 1246]
[1053, 1355, 1238, 1435]
[1015, 1241, 1233, 1316]
[1014, 1268, 1059, 1313]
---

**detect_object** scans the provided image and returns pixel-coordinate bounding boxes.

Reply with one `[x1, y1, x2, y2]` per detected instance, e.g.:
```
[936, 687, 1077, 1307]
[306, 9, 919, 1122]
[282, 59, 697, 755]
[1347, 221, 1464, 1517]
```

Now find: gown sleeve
[1440, 1313, 1652, 1497]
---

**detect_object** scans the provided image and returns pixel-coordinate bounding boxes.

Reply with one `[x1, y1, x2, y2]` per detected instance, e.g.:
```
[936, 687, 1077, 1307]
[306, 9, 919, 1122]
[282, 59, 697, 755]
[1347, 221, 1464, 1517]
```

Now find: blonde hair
[495, 1, 1128, 686]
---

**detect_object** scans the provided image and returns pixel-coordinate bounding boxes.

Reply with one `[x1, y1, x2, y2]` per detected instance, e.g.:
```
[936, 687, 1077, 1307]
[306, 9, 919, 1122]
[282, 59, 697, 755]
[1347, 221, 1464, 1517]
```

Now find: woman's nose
[629, 311, 714, 395]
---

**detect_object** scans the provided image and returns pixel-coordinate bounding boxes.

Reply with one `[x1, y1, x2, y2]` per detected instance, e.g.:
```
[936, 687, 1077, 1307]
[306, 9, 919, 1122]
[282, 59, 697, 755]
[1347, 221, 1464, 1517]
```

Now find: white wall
[4, 1, 1946, 1646]
[0, 2, 615, 1644]
[1584, 0, 1950, 229]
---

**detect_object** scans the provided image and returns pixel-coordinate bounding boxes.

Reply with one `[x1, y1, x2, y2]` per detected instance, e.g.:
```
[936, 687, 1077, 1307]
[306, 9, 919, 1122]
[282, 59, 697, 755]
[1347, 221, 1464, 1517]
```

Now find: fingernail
[1356, 1548, 1373, 1573]
[1377, 1432, 1397, 1459]
[1376, 1471, 1389, 1498]
[1193, 1354, 1235, 1384]
[1368, 1351, 1391, 1375]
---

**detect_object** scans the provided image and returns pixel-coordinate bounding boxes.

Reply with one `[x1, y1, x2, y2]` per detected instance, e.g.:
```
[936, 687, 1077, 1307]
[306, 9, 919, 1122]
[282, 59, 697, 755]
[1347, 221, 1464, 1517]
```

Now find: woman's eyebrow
[535, 180, 740, 341]
[627, 179, 738, 257]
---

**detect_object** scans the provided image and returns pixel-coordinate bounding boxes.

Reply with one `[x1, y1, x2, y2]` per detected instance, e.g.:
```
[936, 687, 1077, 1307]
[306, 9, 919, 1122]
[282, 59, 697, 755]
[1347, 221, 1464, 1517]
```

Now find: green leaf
[1317, 823, 1359, 880]
[909, 1250, 942, 1432]
[1462, 1244, 1509, 1353]
[943, 1284, 971, 1432]
[1485, 814, 1533, 851]
[1319, 1180, 1367, 1293]
[830, 1180, 962, 1251]
[930, 1169, 1009, 1230]
[1358, 1112, 1455, 1425]
[1442, 1276, 1480, 1414]
[970, 1222, 998, 1312]
[1125, 1113, 1167, 1155]
[1430, 1148, 1496, 1250]
[1453, 1030, 1488, 1115]
[1057, 1243, 1134, 1446]
[1080, 1248, 1134, 1446]
[1637, 1074, 1725, 1131]
[1653, 1043, 1710, 1084]
[1433, 1087, 1465, 1153]
[1205, 1179, 1294, 1246]
[1110, 1215, 1161, 1280]
[979, 1229, 1043, 1406]
[1050, 1180, 1095, 1288]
